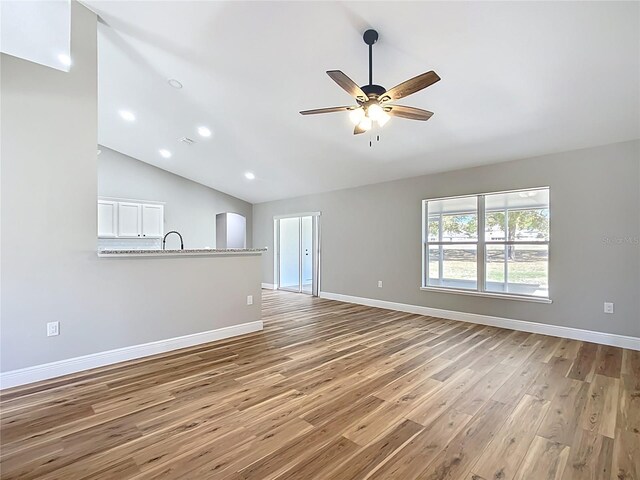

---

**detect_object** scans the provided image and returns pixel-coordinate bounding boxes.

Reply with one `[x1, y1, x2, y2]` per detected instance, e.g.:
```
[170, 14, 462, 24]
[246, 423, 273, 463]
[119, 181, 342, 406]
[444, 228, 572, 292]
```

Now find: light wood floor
[1, 290, 638, 479]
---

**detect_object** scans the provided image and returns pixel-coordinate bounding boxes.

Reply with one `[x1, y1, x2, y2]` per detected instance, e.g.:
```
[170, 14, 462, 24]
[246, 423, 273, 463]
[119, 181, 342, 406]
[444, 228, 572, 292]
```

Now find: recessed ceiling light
[119, 110, 136, 122]
[58, 53, 72, 67]
[167, 79, 183, 89]
[197, 126, 212, 137]
[245, 172, 255, 180]
[159, 149, 172, 158]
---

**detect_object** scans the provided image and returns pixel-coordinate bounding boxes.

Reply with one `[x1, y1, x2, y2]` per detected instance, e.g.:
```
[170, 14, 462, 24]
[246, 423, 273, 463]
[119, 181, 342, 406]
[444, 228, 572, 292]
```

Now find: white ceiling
[86, 1, 639, 204]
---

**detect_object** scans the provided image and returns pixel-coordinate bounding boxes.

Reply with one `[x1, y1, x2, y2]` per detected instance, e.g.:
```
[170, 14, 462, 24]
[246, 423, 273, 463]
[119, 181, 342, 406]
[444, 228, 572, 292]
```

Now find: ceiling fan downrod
[363, 29, 378, 87]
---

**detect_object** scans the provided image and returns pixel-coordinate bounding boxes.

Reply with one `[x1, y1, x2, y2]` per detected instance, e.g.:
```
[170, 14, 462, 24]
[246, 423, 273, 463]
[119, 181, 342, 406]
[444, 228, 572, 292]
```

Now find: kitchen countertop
[98, 248, 267, 257]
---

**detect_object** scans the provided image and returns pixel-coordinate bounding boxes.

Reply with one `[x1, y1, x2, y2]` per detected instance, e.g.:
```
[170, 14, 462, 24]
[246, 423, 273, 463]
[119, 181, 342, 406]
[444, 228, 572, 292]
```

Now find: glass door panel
[278, 217, 300, 291]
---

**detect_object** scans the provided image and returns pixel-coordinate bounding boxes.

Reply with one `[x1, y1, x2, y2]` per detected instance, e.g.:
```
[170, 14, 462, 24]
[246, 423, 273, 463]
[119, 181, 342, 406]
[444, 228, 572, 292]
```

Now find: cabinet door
[117, 202, 142, 237]
[141, 204, 164, 238]
[97, 200, 117, 238]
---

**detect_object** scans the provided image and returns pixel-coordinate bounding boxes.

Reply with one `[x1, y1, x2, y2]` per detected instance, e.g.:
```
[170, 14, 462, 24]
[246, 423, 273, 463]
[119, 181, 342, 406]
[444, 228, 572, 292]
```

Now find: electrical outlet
[47, 321, 59, 337]
[247, 295, 253, 306]
[378, 280, 383, 288]
[604, 302, 614, 314]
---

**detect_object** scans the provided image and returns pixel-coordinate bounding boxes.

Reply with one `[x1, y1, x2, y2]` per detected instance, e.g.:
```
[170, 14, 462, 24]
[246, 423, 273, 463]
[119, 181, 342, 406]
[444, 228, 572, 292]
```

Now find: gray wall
[0, 2, 261, 374]
[98, 146, 252, 248]
[254, 140, 640, 338]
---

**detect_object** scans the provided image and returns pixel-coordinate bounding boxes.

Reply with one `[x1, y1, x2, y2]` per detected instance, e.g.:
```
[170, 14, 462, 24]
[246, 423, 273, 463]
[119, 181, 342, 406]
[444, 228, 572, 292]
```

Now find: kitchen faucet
[162, 231, 184, 250]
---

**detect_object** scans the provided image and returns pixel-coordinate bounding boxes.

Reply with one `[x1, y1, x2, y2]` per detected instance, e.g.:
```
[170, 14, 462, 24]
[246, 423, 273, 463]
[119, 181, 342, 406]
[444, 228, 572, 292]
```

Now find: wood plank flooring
[1, 290, 638, 479]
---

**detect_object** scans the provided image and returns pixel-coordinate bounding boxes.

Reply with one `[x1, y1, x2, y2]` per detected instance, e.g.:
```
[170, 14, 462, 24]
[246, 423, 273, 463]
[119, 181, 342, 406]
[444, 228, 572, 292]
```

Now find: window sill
[420, 287, 552, 304]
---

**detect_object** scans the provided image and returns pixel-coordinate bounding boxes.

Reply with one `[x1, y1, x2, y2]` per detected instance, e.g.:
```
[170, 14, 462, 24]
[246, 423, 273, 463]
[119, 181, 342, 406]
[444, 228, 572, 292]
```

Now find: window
[423, 187, 549, 300]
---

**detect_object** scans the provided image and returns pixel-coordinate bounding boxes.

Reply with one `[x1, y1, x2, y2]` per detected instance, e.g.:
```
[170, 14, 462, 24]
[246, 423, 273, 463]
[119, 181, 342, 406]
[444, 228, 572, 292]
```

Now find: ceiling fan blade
[354, 124, 367, 135]
[327, 70, 368, 101]
[386, 105, 434, 121]
[300, 106, 356, 115]
[381, 71, 440, 102]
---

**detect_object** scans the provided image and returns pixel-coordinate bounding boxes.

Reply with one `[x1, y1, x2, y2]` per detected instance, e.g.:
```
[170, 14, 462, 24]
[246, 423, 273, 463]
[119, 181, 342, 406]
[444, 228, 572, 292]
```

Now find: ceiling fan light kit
[300, 29, 440, 136]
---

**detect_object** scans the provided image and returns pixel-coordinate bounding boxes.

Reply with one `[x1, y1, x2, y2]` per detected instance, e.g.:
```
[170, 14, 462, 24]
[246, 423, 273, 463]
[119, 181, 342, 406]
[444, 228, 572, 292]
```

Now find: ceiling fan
[300, 29, 441, 135]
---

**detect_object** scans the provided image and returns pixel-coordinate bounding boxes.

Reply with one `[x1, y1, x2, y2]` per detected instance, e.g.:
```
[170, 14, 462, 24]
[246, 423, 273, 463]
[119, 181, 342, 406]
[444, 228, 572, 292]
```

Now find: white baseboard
[261, 283, 276, 290]
[0, 320, 263, 390]
[320, 291, 640, 351]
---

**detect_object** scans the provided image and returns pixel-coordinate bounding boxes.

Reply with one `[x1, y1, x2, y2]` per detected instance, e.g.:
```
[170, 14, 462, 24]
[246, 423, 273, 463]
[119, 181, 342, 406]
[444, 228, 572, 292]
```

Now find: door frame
[274, 212, 321, 296]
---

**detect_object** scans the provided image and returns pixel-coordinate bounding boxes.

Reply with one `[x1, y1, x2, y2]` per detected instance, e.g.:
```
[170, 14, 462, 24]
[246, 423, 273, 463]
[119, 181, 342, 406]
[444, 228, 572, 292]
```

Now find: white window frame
[421, 187, 551, 303]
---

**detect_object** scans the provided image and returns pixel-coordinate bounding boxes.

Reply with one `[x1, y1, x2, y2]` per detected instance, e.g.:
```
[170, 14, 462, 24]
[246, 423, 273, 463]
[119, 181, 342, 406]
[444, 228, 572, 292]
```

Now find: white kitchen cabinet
[97, 200, 118, 238]
[141, 204, 164, 238]
[117, 202, 142, 238]
[98, 198, 164, 239]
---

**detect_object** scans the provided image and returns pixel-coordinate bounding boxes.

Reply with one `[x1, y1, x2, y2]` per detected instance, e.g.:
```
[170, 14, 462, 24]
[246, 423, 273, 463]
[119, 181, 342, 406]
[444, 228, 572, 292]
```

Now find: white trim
[262, 283, 276, 290]
[273, 211, 321, 220]
[420, 287, 552, 304]
[98, 195, 165, 206]
[422, 186, 550, 204]
[273, 219, 279, 288]
[0, 321, 263, 390]
[319, 291, 640, 351]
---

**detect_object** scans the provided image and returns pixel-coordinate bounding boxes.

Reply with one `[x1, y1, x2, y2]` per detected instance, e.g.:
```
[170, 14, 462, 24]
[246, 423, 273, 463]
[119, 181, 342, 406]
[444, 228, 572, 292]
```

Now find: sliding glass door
[278, 217, 301, 291]
[276, 214, 320, 295]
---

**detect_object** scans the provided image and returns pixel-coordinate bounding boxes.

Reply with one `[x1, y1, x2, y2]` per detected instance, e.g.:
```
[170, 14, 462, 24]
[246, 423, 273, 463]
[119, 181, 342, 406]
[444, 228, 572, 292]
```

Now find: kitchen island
[1, 247, 267, 388]
[89, 249, 267, 358]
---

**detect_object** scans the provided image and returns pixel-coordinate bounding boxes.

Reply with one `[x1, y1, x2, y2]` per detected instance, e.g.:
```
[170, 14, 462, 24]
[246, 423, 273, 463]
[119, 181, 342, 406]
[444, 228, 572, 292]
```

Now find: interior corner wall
[253, 140, 640, 338]
[97, 146, 253, 248]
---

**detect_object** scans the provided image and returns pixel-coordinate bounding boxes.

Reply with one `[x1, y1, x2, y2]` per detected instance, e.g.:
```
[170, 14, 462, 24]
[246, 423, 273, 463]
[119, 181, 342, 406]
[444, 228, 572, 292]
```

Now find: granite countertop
[98, 248, 267, 257]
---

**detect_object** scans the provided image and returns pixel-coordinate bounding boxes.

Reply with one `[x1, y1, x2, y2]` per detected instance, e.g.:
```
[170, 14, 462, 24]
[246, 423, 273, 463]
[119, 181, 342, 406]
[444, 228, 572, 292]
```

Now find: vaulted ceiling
[86, 1, 639, 203]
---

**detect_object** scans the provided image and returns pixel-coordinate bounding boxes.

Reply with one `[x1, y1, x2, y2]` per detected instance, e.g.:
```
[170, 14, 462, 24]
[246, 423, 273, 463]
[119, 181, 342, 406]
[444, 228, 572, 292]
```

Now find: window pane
[428, 245, 477, 290]
[509, 208, 549, 241]
[485, 211, 506, 241]
[427, 196, 478, 242]
[485, 189, 549, 242]
[427, 217, 440, 242]
[428, 246, 440, 281]
[486, 244, 548, 297]
[486, 245, 506, 284]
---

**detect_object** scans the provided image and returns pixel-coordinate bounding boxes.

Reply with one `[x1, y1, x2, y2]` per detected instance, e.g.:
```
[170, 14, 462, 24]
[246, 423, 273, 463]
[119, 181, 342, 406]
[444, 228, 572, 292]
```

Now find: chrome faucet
[162, 231, 184, 250]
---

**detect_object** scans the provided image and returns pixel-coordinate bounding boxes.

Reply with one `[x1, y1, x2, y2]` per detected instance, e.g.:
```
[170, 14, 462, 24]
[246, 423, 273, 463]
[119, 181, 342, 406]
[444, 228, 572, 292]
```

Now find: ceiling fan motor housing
[361, 84, 387, 100]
